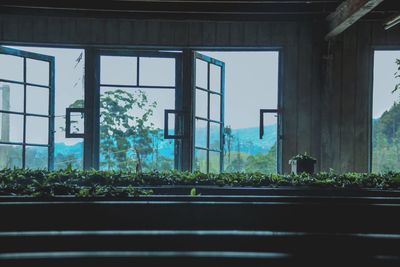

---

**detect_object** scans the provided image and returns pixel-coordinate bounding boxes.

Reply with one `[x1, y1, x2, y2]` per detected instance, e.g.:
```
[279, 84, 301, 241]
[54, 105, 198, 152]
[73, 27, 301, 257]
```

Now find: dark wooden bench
[1, 188, 400, 266]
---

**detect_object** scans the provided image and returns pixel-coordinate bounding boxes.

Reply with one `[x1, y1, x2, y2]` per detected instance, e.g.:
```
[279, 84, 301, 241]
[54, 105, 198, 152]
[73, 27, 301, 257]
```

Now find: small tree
[100, 89, 157, 171]
[224, 126, 234, 165]
[393, 59, 400, 93]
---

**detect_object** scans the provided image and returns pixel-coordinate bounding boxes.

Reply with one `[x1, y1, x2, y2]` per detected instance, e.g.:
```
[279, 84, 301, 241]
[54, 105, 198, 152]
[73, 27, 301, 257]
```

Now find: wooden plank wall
[321, 21, 400, 173]
[4, 15, 398, 173]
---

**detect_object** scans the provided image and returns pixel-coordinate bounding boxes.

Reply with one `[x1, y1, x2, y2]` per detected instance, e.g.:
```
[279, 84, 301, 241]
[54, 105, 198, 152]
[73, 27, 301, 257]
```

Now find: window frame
[192, 48, 283, 174]
[0, 46, 55, 170]
[93, 49, 184, 171]
[370, 46, 400, 173]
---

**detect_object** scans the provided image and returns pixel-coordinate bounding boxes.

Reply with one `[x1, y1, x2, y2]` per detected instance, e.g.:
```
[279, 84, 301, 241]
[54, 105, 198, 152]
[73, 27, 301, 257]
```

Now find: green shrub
[1, 168, 400, 197]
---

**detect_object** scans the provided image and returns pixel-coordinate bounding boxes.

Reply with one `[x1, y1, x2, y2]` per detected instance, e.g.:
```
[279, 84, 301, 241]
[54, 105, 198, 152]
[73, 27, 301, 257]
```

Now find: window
[0, 46, 54, 169]
[372, 50, 400, 172]
[98, 51, 182, 171]
[194, 53, 225, 173]
[195, 51, 280, 174]
[1, 46, 281, 174]
[2, 46, 86, 170]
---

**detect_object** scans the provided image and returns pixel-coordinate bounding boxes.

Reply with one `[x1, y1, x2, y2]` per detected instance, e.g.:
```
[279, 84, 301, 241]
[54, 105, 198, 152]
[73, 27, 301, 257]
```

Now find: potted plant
[289, 152, 317, 175]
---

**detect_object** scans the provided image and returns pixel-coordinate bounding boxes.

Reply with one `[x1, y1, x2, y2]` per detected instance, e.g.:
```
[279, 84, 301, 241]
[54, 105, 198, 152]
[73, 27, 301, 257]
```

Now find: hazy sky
[373, 50, 400, 118]
[199, 51, 279, 129]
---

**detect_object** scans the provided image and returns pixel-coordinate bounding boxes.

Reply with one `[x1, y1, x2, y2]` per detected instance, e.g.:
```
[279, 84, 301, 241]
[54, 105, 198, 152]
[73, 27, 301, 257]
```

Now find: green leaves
[1, 168, 400, 197]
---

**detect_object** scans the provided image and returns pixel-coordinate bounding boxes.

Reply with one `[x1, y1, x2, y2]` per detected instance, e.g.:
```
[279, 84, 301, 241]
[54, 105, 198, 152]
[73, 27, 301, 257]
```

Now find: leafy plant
[1, 168, 400, 198]
[289, 152, 317, 163]
[190, 187, 201, 196]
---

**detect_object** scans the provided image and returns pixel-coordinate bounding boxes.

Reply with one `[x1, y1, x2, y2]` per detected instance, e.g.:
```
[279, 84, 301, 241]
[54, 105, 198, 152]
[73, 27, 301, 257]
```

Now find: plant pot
[289, 158, 316, 175]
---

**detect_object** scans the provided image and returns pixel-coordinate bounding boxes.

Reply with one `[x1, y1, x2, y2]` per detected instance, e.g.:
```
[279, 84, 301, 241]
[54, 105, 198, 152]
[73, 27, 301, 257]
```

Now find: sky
[198, 51, 279, 129]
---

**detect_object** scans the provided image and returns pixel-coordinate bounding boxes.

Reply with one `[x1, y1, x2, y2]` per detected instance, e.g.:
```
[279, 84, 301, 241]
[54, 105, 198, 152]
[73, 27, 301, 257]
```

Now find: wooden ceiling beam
[325, 0, 385, 40]
[383, 13, 400, 30]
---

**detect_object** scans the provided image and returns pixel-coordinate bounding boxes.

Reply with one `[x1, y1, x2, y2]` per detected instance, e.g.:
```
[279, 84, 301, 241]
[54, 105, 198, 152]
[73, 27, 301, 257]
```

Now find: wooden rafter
[326, 0, 385, 40]
[383, 13, 400, 30]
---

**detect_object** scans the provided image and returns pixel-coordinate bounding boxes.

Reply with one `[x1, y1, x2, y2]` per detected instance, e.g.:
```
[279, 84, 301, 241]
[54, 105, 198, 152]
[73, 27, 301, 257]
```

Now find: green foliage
[1, 168, 400, 197]
[289, 152, 317, 165]
[190, 187, 201, 196]
[392, 58, 400, 93]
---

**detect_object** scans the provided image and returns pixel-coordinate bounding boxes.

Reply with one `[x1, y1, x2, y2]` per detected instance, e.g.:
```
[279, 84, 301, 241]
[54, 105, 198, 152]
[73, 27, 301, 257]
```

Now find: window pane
[195, 89, 208, 119]
[194, 149, 207, 173]
[0, 54, 23, 82]
[69, 111, 85, 135]
[0, 113, 23, 143]
[0, 144, 22, 169]
[26, 116, 48, 145]
[195, 118, 207, 149]
[167, 112, 184, 137]
[210, 122, 221, 151]
[0, 82, 24, 113]
[210, 64, 221, 93]
[100, 56, 137, 86]
[4, 46, 86, 170]
[196, 58, 208, 89]
[26, 86, 49, 115]
[198, 51, 280, 174]
[210, 93, 221, 121]
[26, 146, 48, 169]
[27, 59, 49, 86]
[209, 151, 221, 173]
[139, 57, 175, 87]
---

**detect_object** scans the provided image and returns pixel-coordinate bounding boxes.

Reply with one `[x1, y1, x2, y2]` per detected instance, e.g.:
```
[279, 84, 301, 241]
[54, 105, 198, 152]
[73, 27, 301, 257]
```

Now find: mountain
[53, 124, 277, 160]
[196, 124, 277, 154]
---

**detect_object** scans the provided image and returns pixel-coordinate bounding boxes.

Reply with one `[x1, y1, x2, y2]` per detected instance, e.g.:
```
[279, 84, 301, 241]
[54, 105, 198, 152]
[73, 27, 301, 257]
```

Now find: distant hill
[196, 124, 277, 154]
[54, 124, 277, 160]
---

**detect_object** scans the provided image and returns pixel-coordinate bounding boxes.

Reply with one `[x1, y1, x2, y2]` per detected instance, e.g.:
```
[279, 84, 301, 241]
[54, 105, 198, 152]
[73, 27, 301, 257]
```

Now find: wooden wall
[1, 14, 398, 173]
[321, 22, 400, 173]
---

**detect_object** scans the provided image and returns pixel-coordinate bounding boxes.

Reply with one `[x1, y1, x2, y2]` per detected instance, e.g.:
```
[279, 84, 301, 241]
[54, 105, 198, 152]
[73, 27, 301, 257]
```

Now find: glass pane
[0, 144, 22, 169]
[69, 111, 84, 135]
[210, 64, 221, 93]
[195, 89, 208, 119]
[26, 86, 49, 115]
[139, 57, 175, 87]
[0, 54, 23, 82]
[0, 82, 24, 112]
[0, 113, 23, 143]
[194, 149, 207, 173]
[210, 122, 221, 151]
[167, 112, 184, 137]
[26, 116, 49, 145]
[210, 93, 221, 121]
[209, 151, 221, 173]
[5, 46, 86, 170]
[100, 87, 175, 171]
[196, 51, 280, 174]
[100, 56, 137, 86]
[196, 58, 208, 89]
[26, 59, 49, 86]
[26, 146, 48, 169]
[195, 118, 207, 148]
